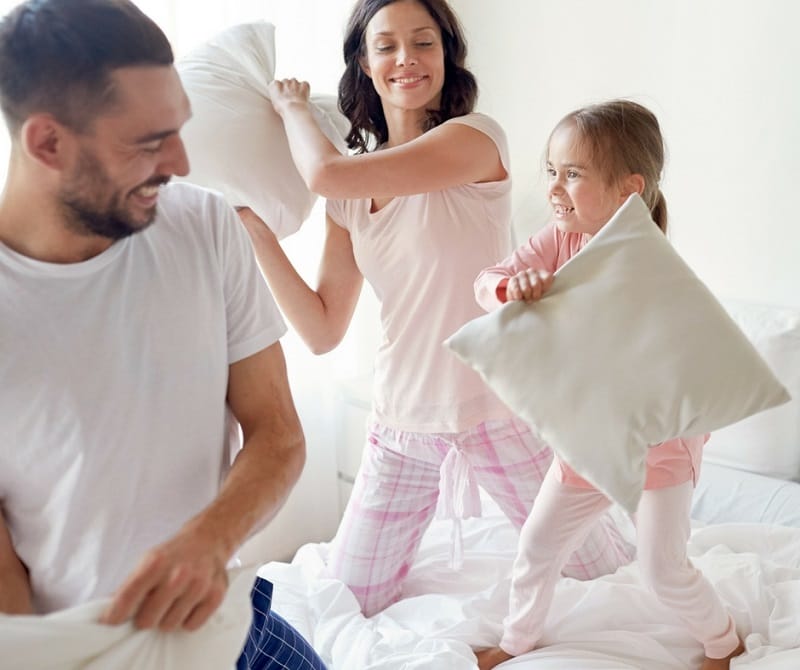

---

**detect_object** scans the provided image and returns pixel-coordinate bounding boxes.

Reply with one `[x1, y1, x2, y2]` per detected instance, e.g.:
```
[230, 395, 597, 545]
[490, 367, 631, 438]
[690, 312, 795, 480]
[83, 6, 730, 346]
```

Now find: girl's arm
[239, 208, 363, 354]
[268, 79, 506, 200]
[474, 230, 559, 311]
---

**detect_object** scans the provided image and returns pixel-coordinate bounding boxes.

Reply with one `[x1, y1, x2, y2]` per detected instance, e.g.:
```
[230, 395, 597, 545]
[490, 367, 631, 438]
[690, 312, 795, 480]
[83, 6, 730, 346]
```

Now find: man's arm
[101, 341, 305, 631]
[0, 509, 34, 615]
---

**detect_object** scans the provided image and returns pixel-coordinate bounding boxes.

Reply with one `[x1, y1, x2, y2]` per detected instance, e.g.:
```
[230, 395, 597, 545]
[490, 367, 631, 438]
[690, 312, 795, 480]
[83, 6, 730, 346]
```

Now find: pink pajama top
[474, 222, 705, 490]
[326, 113, 515, 434]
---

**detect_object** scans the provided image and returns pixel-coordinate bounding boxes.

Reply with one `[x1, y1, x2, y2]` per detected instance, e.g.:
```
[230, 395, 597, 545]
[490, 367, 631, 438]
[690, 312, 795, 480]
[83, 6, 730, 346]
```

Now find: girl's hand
[506, 268, 553, 303]
[267, 78, 311, 117]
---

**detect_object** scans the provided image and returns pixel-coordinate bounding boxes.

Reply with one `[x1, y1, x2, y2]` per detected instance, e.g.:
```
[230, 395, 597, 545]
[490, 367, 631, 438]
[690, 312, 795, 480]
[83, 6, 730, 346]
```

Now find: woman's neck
[382, 105, 430, 148]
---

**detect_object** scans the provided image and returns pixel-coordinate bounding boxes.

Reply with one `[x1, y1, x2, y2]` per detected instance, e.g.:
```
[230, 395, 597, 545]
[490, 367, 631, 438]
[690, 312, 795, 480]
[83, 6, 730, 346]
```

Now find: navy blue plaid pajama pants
[237, 577, 327, 670]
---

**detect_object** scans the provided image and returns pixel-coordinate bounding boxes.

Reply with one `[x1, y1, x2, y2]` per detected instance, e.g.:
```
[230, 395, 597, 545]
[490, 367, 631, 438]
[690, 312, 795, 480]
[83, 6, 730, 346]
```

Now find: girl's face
[546, 122, 638, 237]
[360, 0, 445, 116]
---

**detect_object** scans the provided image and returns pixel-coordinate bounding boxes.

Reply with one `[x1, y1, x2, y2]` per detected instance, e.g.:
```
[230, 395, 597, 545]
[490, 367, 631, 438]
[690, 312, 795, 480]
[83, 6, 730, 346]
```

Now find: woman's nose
[396, 45, 418, 67]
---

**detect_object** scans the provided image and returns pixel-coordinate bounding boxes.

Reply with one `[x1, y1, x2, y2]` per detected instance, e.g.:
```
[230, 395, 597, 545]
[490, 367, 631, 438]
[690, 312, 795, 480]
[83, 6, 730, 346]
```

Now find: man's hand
[100, 525, 229, 631]
[0, 512, 34, 615]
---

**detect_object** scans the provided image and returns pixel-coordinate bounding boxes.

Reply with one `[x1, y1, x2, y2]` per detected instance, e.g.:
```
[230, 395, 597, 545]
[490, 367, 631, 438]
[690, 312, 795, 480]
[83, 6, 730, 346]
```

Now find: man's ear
[20, 114, 72, 171]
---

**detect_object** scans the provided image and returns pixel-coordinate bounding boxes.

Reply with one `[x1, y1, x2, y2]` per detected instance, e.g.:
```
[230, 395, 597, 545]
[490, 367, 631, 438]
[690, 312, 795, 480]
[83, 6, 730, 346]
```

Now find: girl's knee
[637, 545, 690, 591]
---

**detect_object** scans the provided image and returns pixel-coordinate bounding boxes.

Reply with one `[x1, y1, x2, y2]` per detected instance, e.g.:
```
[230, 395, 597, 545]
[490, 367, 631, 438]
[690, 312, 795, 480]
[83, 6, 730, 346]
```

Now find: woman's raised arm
[268, 78, 506, 201]
[239, 207, 363, 354]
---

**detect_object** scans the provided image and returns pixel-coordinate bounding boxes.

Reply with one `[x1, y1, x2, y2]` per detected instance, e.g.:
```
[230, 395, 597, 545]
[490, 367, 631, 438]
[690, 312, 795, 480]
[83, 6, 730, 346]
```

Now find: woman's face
[360, 0, 446, 115]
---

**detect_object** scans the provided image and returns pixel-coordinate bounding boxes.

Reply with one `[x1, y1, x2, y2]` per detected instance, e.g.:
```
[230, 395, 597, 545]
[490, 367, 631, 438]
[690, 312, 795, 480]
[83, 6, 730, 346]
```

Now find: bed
[258, 474, 800, 670]
[255, 298, 800, 670]
[2, 299, 797, 670]
[5, 475, 798, 670]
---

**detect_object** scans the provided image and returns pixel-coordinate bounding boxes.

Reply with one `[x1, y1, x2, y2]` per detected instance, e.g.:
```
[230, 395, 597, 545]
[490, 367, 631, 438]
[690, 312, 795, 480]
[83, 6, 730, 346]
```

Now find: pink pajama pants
[500, 464, 740, 659]
[327, 418, 634, 617]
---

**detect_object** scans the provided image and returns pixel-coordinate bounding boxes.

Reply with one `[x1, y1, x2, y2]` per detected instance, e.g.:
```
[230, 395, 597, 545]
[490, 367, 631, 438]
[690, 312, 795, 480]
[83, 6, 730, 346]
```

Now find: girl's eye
[567, 170, 579, 179]
[374, 43, 394, 53]
[416, 41, 433, 47]
[546, 167, 556, 178]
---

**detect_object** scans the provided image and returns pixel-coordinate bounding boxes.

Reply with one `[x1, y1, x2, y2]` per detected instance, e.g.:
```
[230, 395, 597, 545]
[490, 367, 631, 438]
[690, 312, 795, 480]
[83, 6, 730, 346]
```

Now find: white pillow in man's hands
[446, 194, 790, 513]
[176, 21, 349, 239]
[0, 568, 256, 669]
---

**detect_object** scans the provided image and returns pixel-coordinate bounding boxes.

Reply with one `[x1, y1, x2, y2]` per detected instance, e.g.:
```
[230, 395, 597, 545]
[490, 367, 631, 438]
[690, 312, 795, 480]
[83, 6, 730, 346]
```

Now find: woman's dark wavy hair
[338, 0, 478, 153]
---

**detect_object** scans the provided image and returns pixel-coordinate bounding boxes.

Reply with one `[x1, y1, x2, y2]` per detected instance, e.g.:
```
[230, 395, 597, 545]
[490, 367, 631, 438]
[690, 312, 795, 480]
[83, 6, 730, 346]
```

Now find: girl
[237, 0, 632, 617]
[473, 100, 745, 670]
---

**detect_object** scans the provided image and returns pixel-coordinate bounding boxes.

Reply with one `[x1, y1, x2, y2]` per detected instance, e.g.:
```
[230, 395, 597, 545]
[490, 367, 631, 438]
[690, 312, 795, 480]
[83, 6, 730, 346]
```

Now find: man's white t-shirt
[0, 182, 286, 613]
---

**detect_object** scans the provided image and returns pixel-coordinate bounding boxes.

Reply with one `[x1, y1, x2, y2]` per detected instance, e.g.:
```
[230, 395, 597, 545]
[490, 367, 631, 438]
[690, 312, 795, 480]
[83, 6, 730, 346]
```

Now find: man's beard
[59, 150, 169, 241]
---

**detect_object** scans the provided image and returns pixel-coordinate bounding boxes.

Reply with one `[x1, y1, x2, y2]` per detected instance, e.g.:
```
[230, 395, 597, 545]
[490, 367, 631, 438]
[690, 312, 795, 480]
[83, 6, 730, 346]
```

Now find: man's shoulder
[158, 181, 229, 220]
[153, 182, 238, 246]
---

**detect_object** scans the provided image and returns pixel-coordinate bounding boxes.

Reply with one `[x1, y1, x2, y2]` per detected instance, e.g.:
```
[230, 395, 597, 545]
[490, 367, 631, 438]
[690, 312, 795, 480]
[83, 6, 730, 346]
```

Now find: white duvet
[2, 510, 798, 669]
[261, 507, 800, 669]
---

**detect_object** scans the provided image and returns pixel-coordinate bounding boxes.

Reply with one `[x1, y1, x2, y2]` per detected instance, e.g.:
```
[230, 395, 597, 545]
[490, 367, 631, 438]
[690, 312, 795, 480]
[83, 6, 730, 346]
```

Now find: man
[0, 1, 326, 667]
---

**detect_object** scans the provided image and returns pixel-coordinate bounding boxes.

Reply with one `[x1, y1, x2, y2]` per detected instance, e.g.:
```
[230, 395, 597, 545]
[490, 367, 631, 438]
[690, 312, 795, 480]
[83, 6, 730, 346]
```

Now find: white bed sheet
[260, 501, 800, 669]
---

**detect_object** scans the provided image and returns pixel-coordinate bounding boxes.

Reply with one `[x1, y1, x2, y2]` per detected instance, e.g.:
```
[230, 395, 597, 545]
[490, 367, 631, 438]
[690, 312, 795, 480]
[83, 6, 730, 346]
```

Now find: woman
[238, 0, 633, 617]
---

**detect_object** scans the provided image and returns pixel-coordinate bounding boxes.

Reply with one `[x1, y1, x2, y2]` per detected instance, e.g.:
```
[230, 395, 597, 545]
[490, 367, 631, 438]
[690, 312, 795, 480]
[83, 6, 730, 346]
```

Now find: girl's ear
[622, 173, 646, 197]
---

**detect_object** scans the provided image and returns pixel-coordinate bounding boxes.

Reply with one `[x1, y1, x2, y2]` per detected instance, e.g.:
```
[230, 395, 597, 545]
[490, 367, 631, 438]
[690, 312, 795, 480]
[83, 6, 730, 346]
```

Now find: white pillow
[176, 21, 350, 239]
[692, 462, 800, 527]
[0, 567, 255, 670]
[446, 194, 790, 513]
[702, 300, 800, 480]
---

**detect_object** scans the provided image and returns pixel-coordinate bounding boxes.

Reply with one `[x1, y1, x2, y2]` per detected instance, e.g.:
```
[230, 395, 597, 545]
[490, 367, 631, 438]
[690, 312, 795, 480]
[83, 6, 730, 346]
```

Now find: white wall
[453, 0, 800, 308]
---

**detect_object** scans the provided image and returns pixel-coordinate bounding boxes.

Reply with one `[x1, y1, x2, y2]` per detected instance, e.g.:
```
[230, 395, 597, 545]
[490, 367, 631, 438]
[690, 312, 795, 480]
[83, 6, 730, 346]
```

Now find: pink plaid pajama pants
[327, 417, 635, 616]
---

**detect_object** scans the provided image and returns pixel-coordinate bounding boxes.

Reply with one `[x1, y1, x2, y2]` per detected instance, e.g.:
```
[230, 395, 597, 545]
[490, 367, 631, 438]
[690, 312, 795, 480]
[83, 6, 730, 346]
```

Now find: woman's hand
[267, 78, 311, 117]
[236, 206, 278, 244]
[506, 268, 553, 303]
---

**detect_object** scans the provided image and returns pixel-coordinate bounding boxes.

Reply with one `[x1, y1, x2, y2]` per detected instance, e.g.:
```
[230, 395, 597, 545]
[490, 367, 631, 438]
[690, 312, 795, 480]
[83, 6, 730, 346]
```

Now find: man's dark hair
[0, 0, 174, 133]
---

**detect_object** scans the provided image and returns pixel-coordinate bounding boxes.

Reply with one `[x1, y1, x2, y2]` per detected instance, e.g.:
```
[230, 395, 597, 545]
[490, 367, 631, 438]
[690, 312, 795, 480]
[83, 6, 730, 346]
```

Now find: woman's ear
[21, 114, 71, 171]
[359, 55, 372, 79]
